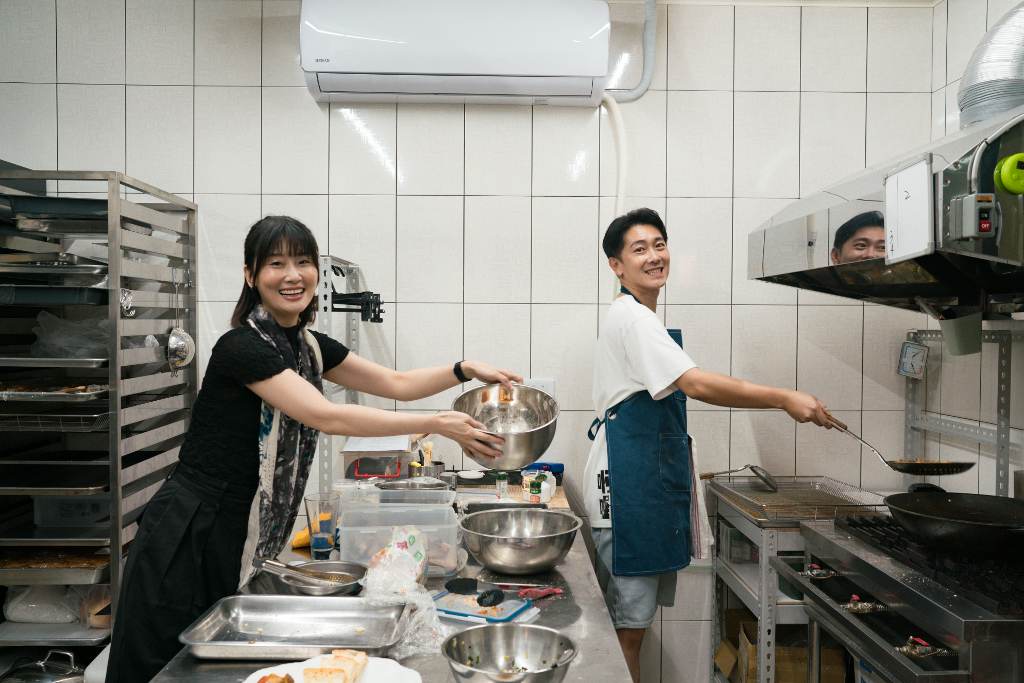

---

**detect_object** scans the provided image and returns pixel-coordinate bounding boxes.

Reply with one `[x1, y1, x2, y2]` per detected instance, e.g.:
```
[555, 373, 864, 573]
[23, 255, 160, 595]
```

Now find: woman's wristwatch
[453, 361, 470, 383]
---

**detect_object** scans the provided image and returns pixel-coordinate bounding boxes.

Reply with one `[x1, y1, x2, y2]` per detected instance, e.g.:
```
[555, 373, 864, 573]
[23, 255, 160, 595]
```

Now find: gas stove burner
[837, 515, 1024, 616]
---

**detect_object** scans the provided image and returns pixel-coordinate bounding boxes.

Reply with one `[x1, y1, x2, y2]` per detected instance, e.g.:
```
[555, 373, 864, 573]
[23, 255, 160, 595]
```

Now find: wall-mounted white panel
[0, 1, 56, 83]
[667, 91, 733, 199]
[532, 197, 599, 304]
[397, 104, 464, 196]
[57, 0, 124, 84]
[194, 86, 261, 194]
[465, 105, 532, 197]
[327, 194, 397, 303]
[195, 0, 261, 86]
[802, 7, 866, 93]
[127, 0, 193, 85]
[735, 6, 800, 92]
[126, 86, 193, 194]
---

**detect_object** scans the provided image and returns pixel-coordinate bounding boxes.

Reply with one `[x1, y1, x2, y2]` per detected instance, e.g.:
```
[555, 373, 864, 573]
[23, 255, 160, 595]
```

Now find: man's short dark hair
[833, 211, 884, 250]
[603, 208, 668, 259]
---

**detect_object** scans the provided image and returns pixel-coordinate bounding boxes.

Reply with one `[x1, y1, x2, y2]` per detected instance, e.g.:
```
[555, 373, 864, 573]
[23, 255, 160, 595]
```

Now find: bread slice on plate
[302, 668, 349, 683]
[332, 650, 368, 671]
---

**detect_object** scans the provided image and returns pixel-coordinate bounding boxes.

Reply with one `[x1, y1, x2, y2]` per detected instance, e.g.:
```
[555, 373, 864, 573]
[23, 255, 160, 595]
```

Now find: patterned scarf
[237, 304, 323, 588]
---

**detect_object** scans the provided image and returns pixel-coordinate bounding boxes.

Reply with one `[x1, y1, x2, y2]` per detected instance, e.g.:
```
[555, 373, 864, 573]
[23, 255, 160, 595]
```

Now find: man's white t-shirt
[583, 296, 698, 528]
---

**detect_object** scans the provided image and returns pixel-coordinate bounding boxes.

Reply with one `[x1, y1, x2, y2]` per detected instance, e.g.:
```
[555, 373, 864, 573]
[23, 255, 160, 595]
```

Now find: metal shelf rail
[904, 329, 1023, 496]
[313, 255, 384, 494]
[0, 170, 197, 644]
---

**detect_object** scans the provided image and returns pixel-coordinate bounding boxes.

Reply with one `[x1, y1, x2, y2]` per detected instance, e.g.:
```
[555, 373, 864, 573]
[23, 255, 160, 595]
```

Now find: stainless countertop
[150, 533, 631, 683]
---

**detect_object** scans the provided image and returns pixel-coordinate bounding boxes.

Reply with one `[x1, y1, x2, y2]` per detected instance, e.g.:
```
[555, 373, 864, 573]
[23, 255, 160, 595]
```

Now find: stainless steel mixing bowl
[452, 384, 558, 471]
[460, 509, 580, 575]
[442, 623, 578, 683]
[277, 560, 365, 596]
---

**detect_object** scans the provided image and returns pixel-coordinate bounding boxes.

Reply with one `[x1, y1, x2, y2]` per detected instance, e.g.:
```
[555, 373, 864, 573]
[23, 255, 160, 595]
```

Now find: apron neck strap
[620, 285, 642, 305]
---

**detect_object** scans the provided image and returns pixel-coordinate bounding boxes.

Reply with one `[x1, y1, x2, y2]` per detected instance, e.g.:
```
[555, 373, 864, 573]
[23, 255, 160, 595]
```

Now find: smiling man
[584, 208, 832, 683]
[830, 211, 885, 264]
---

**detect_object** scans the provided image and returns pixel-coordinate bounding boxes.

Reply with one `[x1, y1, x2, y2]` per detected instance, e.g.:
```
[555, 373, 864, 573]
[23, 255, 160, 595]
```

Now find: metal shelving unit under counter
[0, 170, 198, 646]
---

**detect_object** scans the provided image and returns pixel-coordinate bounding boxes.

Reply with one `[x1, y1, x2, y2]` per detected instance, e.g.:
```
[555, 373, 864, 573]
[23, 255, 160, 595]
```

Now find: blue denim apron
[587, 288, 692, 576]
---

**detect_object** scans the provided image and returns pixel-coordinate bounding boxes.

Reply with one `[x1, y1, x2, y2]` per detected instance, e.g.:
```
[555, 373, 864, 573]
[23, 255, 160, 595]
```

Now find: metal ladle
[167, 267, 195, 377]
[827, 415, 975, 476]
[700, 464, 778, 492]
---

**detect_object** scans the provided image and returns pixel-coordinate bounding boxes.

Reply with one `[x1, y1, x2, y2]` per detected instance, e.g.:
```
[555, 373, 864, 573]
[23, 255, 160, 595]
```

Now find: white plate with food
[243, 651, 421, 683]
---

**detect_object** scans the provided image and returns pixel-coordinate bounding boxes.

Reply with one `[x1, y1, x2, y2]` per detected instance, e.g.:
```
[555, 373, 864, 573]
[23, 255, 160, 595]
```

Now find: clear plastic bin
[336, 488, 456, 507]
[336, 505, 460, 576]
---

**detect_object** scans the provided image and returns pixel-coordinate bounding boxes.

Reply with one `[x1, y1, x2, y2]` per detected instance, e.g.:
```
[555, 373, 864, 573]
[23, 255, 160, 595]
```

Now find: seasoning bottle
[494, 471, 508, 499]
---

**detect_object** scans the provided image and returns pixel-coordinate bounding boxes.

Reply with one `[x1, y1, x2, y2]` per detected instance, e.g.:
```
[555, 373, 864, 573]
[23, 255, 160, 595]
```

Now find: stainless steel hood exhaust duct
[959, 2, 1024, 128]
[747, 104, 1024, 320]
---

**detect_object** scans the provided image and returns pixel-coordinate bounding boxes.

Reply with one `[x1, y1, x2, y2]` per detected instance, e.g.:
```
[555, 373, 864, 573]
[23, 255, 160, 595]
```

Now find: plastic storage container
[336, 505, 460, 576]
[336, 488, 457, 507]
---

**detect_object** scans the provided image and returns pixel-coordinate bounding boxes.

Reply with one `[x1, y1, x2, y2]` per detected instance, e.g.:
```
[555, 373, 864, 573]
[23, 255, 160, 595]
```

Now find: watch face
[898, 342, 928, 378]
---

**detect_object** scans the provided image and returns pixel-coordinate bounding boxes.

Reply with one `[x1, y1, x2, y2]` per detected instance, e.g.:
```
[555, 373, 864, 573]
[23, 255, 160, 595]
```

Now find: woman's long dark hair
[231, 215, 321, 328]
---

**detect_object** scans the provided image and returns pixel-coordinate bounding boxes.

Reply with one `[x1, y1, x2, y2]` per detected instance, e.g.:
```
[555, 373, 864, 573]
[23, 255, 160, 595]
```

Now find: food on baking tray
[894, 459, 952, 463]
[0, 381, 108, 395]
[256, 675, 294, 683]
[0, 547, 110, 569]
[303, 649, 368, 683]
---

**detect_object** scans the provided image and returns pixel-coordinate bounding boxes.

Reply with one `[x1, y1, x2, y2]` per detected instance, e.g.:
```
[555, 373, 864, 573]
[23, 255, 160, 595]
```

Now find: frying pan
[827, 416, 975, 476]
[700, 464, 778, 492]
[884, 486, 1024, 556]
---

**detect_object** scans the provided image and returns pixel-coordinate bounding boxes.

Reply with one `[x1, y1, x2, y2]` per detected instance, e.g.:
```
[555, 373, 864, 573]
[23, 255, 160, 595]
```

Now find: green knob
[998, 152, 1024, 194]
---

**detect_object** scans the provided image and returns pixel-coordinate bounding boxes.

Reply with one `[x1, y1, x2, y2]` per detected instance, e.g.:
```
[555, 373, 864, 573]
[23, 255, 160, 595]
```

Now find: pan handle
[827, 415, 849, 431]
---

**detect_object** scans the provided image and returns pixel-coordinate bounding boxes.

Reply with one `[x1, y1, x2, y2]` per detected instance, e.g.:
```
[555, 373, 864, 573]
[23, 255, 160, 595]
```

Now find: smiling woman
[104, 215, 524, 683]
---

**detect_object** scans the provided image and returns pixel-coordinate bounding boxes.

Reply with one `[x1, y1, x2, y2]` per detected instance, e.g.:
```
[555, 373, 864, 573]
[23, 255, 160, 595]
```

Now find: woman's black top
[177, 324, 349, 492]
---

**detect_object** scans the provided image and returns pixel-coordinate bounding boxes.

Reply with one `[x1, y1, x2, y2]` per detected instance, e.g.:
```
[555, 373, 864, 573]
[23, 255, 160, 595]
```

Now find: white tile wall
[866, 93, 932, 167]
[734, 92, 800, 199]
[734, 7, 801, 92]
[802, 7, 867, 93]
[532, 106, 600, 197]
[10, 6, 1010, 681]
[0, 1, 56, 83]
[989, 0, 1020, 28]
[126, 86, 193, 194]
[57, 0, 125, 84]
[397, 104, 465, 196]
[666, 5, 734, 91]
[0, 84, 57, 169]
[867, 8, 933, 92]
[127, 0, 193, 85]
[666, 91, 733, 199]
[800, 92, 866, 197]
[328, 104, 398, 195]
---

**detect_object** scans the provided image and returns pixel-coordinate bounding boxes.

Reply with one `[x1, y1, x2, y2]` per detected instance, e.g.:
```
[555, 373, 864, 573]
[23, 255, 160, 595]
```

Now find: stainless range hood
[748, 104, 1024, 319]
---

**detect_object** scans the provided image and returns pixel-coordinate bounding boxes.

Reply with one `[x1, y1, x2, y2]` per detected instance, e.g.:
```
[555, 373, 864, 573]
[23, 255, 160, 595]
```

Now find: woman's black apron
[104, 463, 253, 683]
[588, 288, 692, 576]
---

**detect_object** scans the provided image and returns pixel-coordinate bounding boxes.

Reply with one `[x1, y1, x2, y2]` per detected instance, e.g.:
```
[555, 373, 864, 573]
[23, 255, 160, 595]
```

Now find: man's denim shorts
[592, 528, 677, 630]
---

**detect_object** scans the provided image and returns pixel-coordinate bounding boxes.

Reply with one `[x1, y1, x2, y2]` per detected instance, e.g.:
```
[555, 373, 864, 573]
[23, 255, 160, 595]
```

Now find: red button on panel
[980, 221, 992, 232]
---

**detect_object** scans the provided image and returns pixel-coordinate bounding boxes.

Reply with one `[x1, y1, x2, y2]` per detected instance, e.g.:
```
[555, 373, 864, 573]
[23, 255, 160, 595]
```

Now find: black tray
[0, 284, 107, 306]
[464, 501, 549, 514]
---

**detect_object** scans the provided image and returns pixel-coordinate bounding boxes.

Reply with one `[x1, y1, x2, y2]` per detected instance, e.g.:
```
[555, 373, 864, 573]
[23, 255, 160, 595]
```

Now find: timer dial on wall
[897, 341, 929, 379]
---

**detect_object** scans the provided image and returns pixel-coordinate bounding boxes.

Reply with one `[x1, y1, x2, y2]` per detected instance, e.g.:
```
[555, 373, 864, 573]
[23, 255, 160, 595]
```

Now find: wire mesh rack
[708, 476, 888, 522]
[0, 409, 111, 432]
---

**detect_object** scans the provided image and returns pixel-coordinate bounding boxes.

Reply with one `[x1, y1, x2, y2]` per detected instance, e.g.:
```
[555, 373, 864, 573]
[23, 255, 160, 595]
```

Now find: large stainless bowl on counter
[460, 509, 580, 575]
[442, 623, 579, 683]
[452, 384, 558, 471]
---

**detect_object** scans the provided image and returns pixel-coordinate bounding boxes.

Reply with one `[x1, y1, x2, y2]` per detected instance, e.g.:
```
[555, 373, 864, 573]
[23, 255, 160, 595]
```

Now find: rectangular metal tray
[0, 284, 108, 306]
[179, 595, 408, 660]
[0, 354, 108, 368]
[0, 383, 110, 402]
[709, 476, 887, 526]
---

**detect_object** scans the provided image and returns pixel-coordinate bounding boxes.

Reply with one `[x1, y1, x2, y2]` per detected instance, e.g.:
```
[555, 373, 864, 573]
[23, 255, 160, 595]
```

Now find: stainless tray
[0, 383, 110, 403]
[0, 563, 110, 585]
[0, 354, 108, 368]
[179, 595, 408, 660]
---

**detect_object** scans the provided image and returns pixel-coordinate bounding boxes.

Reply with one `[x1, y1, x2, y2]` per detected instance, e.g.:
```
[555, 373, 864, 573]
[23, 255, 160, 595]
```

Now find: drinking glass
[304, 493, 339, 561]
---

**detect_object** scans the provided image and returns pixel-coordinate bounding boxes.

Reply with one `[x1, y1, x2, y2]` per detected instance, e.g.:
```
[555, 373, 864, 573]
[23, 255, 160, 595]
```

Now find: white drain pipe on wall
[959, 1, 1024, 128]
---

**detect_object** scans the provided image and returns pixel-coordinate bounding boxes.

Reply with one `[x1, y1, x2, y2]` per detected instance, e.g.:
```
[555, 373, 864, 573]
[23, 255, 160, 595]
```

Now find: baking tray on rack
[0, 546, 110, 585]
[0, 464, 110, 494]
[0, 382, 110, 403]
[0, 284, 108, 306]
[0, 520, 110, 546]
[708, 476, 887, 525]
[179, 595, 409, 660]
[0, 353, 108, 368]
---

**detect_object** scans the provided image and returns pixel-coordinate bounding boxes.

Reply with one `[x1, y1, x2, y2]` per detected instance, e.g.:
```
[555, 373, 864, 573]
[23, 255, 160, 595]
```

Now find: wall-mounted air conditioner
[300, 0, 610, 107]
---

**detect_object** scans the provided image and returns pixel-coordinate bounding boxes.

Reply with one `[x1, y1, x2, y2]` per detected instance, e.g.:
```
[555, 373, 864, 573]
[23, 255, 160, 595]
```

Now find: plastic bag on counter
[63, 585, 111, 628]
[361, 526, 453, 659]
[3, 585, 77, 623]
[30, 311, 109, 359]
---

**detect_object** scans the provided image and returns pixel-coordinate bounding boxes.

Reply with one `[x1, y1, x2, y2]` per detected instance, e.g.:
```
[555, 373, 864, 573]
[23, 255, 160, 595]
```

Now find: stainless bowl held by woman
[442, 623, 579, 683]
[460, 509, 580, 575]
[452, 384, 558, 471]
